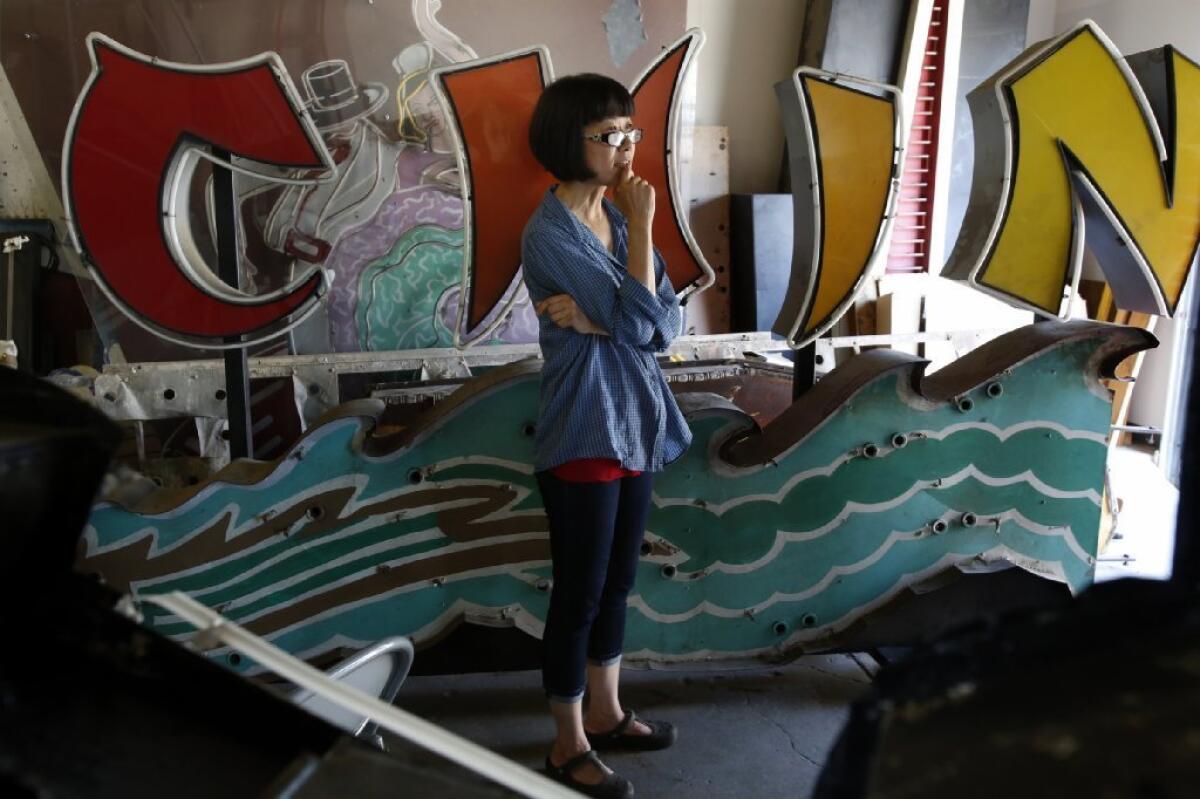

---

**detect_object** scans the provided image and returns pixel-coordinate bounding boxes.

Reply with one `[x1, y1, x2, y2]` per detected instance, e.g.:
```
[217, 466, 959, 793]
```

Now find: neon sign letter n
[944, 22, 1200, 317]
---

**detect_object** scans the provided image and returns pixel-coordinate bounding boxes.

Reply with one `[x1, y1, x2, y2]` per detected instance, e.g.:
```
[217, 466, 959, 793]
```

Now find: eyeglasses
[582, 128, 644, 148]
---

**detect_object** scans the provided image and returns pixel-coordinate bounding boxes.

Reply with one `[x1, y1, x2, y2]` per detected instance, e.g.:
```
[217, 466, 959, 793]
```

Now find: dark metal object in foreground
[1171, 273, 1200, 587]
[0, 367, 506, 797]
[814, 580, 1200, 799]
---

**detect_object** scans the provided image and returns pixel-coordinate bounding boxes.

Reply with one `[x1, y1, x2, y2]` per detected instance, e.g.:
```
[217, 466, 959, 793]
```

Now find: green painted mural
[356, 224, 465, 351]
[80, 321, 1153, 672]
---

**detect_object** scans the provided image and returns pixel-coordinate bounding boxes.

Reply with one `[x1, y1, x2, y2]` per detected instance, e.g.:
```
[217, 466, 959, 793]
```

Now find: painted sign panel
[943, 21, 1200, 317]
[59, 21, 709, 353]
[82, 321, 1153, 670]
[629, 36, 711, 297]
[774, 70, 901, 347]
[437, 51, 554, 337]
[8, 0, 686, 359]
[435, 31, 712, 344]
[63, 35, 332, 348]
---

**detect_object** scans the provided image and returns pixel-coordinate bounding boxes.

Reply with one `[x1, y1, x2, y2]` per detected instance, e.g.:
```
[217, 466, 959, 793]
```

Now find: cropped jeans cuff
[588, 653, 622, 668]
[546, 688, 586, 705]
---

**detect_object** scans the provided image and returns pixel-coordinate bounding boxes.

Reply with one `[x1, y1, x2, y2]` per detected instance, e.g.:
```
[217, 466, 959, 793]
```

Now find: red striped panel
[887, 2, 950, 274]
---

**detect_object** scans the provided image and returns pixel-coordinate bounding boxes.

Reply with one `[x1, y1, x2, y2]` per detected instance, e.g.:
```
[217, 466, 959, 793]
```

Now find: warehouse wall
[685, 0, 807, 194]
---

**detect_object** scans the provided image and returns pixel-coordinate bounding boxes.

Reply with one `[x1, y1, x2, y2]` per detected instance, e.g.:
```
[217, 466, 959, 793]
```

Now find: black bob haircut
[529, 73, 635, 182]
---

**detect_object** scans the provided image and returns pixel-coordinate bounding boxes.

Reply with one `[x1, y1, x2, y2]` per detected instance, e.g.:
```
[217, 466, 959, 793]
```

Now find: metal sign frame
[774, 68, 904, 349]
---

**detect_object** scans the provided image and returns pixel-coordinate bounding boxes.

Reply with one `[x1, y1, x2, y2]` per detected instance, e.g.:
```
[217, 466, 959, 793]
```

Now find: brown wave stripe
[243, 537, 551, 637]
[436, 485, 545, 540]
[78, 512, 233, 593]
[80, 482, 548, 591]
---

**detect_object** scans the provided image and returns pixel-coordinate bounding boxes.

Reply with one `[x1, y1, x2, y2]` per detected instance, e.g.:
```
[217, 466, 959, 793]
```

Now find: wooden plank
[683, 125, 731, 334]
[1092, 282, 1156, 553]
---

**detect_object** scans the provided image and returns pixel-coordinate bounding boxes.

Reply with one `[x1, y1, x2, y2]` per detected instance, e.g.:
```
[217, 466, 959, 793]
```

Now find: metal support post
[792, 341, 817, 400]
[212, 148, 253, 459]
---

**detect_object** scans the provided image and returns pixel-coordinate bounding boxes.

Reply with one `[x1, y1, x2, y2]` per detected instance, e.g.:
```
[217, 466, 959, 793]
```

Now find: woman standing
[520, 74, 693, 798]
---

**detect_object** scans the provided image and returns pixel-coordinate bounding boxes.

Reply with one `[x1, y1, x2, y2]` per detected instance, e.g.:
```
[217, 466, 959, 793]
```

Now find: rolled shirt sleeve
[522, 227, 680, 350]
[645, 247, 683, 352]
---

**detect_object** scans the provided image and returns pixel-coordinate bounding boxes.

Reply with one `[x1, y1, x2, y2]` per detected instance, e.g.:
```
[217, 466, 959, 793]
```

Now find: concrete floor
[385, 653, 876, 798]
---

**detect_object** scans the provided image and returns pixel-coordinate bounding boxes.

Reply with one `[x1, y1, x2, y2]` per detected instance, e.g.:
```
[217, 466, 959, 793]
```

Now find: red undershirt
[550, 458, 642, 483]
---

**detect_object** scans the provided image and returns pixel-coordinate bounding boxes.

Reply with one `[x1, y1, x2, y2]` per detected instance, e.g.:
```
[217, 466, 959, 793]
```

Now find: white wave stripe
[230, 596, 552, 676]
[677, 466, 1098, 578]
[97, 473, 540, 583]
[249, 560, 554, 645]
[90, 419, 360, 522]
[130, 513, 397, 591]
[404, 597, 549, 645]
[423, 455, 536, 475]
[632, 512, 1093, 624]
[129, 500, 445, 591]
[158, 517, 1091, 646]
[164, 528, 446, 599]
[174, 544, 1081, 667]
[630, 528, 925, 623]
[207, 530, 549, 626]
[655, 422, 1103, 515]
[144, 530, 544, 630]
[166, 593, 551, 678]
[337, 474, 539, 525]
[166, 539, 1081, 668]
[622, 547, 1071, 664]
[995, 508, 1094, 567]
[197, 502, 549, 598]
[86, 432, 534, 557]
[914, 419, 1107, 446]
[151, 486, 550, 597]
[654, 452, 854, 514]
[972, 467, 1101, 504]
[85, 468, 369, 559]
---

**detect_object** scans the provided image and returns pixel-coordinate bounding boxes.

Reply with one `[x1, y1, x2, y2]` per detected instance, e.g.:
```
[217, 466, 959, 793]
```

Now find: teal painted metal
[82, 322, 1150, 672]
[356, 224, 465, 351]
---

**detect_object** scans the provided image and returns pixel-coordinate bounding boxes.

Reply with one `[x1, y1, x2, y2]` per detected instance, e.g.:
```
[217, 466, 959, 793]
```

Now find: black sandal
[585, 709, 677, 751]
[544, 750, 633, 799]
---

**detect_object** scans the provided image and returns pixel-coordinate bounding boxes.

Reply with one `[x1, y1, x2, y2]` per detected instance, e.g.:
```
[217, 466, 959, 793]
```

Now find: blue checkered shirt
[520, 188, 693, 473]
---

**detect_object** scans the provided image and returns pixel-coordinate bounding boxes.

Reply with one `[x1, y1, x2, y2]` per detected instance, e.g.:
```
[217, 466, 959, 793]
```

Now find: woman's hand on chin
[536, 295, 608, 336]
[612, 165, 655, 229]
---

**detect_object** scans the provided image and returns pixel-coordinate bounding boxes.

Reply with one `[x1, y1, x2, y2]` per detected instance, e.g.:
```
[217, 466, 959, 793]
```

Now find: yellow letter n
[944, 21, 1200, 317]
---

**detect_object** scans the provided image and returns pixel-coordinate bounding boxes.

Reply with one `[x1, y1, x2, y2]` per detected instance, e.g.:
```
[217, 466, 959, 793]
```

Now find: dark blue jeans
[536, 470, 655, 703]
